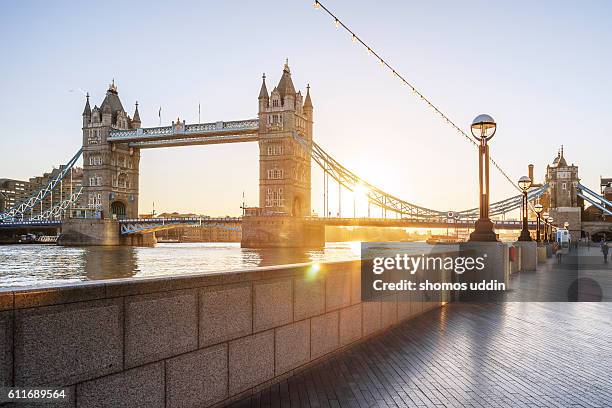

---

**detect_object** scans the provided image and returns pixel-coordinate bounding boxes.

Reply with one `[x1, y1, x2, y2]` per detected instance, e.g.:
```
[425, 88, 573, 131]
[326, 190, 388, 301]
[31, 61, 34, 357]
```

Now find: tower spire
[304, 83, 313, 109]
[82, 92, 91, 116]
[276, 60, 295, 98]
[258, 73, 268, 100]
[132, 101, 141, 128]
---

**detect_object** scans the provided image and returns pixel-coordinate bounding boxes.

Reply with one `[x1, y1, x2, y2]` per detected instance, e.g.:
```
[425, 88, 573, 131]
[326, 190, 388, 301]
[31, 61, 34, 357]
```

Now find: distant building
[0, 166, 82, 217]
[0, 178, 29, 212]
[24, 167, 83, 218]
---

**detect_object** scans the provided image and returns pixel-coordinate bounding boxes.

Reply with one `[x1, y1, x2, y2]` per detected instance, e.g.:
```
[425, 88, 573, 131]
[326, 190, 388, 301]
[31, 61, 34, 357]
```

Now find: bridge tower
[543, 146, 582, 238]
[257, 60, 312, 216]
[80, 81, 141, 220]
[241, 61, 324, 247]
[59, 82, 144, 246]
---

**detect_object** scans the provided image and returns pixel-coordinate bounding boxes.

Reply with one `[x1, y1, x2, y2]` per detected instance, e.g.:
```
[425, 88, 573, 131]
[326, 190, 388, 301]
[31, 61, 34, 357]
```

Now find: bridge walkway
[232, 247, 612, 407]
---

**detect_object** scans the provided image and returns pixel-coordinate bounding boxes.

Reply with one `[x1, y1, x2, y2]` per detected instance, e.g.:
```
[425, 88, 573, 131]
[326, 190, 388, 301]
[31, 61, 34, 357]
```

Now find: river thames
[0, 242, 369, 287]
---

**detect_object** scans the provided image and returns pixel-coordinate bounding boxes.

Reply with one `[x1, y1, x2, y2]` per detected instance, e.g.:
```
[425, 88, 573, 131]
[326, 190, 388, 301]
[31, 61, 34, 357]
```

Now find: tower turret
[131, 101, 141, 129]
[303, 84, 313, 114]
[258, 74, 269, 113]
[82, 93, 91, 127]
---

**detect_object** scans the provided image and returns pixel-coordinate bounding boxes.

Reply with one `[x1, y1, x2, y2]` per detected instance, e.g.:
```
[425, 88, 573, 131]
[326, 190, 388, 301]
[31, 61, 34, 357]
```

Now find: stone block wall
[0, 260, 443, 407]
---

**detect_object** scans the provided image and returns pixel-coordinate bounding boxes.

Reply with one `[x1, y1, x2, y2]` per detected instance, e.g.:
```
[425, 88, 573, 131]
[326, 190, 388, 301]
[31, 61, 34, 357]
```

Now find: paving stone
[253, 278, 292, 332]
[275, 320, 310, 375]
[311, 311, 339, 359]
[381, 294, 397, 327]
[125, 289, 198, 367]
[200, 282, 251, 347]
[166, 344, 228, 408]
[229, 330, 274, 395]
[0, 311, 12, 386]
[362, 299, 381, 335]
[325, 272, 351, 311]
[76, 362, 164, 408]
[14, 298, 122, 385]
[236, 251, 612, 408]
[339, 304, 361, 346]
[293, 277, 325, 320]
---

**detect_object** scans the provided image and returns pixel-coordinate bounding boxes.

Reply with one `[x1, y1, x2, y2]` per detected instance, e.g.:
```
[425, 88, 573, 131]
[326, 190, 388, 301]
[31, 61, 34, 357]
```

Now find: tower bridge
[1, 61, 610, 246]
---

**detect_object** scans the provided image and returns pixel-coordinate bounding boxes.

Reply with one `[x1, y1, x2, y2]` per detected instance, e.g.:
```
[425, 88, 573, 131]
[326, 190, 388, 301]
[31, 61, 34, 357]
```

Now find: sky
[0, 0, 610, 217]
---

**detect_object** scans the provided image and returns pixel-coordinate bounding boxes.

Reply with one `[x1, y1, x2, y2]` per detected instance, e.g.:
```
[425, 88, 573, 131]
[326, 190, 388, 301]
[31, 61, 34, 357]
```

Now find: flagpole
[158, 107, 161, 126]
[198, 103, 201, 124]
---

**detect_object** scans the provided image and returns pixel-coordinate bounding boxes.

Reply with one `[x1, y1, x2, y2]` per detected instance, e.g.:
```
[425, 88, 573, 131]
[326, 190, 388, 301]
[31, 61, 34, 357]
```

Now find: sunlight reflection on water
[0, 242, 367, 288]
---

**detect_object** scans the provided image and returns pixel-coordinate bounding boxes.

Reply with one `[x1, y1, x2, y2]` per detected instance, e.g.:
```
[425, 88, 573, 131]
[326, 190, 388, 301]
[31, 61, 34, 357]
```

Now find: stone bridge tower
[80, 81, 141, 219]
[241, 61, 324, 248]
[257, 61, 312, 216]
[543, 146, 582, 238]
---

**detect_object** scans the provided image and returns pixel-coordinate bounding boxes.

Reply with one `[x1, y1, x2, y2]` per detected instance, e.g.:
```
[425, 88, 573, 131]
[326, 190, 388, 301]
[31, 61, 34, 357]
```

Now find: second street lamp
[534, 203, 543, 243]
[548, 216, 555, 242]
[542, 211, 550, 242]
[517, 176, 533, 241]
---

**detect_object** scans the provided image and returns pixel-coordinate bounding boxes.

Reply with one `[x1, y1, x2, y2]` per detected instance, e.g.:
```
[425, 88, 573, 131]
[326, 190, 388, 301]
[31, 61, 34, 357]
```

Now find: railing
[119, 217, 242, 235]
[108, 119, 259, 142]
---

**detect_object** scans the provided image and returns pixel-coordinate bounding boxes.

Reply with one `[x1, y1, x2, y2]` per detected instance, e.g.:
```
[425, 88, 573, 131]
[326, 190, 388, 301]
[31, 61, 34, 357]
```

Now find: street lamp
[517, 176, 533, 241]
[548, 216, 555, 242]
[542, 211, 549, 242]
[468, 114, 498, 242]
[534, 203, 543, 243]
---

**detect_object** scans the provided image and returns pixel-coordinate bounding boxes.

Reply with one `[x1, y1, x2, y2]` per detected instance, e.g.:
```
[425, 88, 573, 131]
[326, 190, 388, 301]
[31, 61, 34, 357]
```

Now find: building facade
[80, 82, 141, 219]
[0, 178, 28, 212]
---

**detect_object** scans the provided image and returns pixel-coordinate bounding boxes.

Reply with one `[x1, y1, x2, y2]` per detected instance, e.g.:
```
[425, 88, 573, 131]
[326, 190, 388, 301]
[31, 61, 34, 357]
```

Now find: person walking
[602, 240, 609, 263]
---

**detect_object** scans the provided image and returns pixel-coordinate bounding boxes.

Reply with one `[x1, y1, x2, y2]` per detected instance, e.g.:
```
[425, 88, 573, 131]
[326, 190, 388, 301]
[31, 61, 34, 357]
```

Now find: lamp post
[468, 114, 498, 242]
[548, 216, 555, 242]
[517, 176, 533, 241]
[534, 203, 543, 243]
[542, 211, 549, 242]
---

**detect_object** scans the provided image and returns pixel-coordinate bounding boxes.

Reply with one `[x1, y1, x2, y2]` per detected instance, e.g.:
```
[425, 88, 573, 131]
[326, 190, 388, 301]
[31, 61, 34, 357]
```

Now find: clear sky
[1, 1, 610, 217]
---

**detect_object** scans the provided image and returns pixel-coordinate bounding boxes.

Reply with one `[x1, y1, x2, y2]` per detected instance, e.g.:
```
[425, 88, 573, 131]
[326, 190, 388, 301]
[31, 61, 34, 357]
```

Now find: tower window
[562, 183, 567, 190]
[267, 168, 283, 180]
[267, 145, 283, 155]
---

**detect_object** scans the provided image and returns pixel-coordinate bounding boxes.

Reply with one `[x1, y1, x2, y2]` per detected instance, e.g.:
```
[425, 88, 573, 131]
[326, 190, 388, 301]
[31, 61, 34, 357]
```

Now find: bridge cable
[312, 1, 522, 194]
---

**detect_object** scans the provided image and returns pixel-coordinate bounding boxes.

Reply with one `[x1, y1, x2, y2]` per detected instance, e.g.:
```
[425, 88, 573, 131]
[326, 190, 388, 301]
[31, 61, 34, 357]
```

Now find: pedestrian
[602, 240, 609, 263]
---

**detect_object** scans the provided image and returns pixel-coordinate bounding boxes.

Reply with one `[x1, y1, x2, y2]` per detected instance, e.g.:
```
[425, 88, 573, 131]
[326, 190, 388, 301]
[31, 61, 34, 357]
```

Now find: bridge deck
[232, 247, 612, 408]
[107, 119, 259, 148]
[309, 217, 536, 230]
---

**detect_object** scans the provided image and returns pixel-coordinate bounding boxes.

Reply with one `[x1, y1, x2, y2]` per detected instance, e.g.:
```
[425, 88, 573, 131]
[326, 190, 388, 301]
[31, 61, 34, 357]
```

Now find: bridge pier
[241, 215, 325, 248]
[58, 219, 155, 246]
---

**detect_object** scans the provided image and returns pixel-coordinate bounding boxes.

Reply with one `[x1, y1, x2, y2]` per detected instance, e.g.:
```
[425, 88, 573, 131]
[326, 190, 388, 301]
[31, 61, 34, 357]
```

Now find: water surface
[0, 242, 365, 288]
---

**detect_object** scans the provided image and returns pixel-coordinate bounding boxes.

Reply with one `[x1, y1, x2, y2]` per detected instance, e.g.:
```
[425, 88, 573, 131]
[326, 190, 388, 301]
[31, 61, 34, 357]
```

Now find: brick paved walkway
[231, 248, 612, 407]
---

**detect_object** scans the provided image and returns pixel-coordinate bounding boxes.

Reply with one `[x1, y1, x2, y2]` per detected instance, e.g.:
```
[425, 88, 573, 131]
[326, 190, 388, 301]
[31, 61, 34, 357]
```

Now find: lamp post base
[517, 228, 533, 242]
[468, 218, 499, 242]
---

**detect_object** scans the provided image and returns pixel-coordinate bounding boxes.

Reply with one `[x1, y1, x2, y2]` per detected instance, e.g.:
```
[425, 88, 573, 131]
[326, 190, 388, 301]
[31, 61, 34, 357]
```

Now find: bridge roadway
[306, 217, 535, 230]
[232, 247, 612, 408]
[107, 119, 259, 149]
[0, 217, 535, 234]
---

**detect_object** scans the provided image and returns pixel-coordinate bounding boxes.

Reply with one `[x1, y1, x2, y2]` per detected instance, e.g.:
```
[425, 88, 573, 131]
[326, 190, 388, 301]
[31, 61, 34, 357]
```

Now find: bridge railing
[108, 119, 259, 142]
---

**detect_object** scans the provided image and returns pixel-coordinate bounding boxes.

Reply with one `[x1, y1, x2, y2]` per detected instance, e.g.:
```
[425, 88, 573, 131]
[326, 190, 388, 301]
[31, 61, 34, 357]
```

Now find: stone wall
[0, 260, 443, 407]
